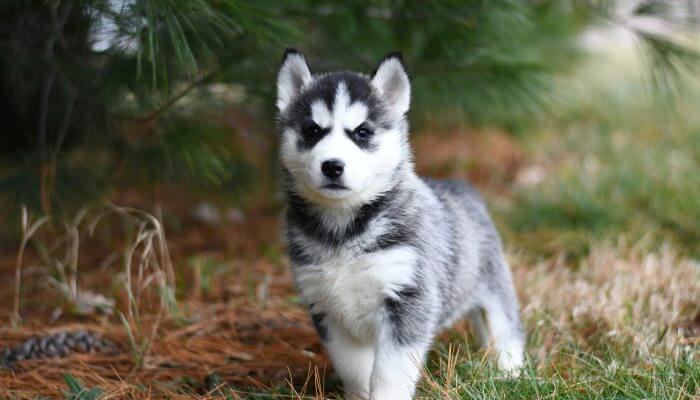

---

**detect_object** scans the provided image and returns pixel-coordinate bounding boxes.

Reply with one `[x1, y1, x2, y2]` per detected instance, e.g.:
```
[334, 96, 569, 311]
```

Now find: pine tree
[0, 0, 697, 221]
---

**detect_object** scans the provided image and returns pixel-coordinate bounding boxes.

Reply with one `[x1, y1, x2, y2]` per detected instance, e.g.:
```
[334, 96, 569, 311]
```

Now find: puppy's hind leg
[483, 299, 524, 375]
[480, 260, 525, 375]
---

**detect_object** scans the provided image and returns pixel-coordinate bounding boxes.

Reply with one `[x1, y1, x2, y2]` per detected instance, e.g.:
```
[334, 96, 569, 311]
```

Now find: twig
[122, 69, 215, 123]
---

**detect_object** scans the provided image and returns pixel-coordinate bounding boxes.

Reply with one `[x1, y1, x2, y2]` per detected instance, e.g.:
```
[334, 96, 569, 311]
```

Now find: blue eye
[355, 127, 372, 139]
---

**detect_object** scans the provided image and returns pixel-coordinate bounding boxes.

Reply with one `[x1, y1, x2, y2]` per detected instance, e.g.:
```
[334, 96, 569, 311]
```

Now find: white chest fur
[294, 246, 417, 341]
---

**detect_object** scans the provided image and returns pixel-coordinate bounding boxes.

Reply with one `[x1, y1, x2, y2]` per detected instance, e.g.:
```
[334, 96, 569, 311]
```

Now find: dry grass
[2, 233, 697, 399]
[11, 207, 50, 327]
[412, 243, 700, 399]
[0, 304, 327, 399]
[518, 240, 700, 361]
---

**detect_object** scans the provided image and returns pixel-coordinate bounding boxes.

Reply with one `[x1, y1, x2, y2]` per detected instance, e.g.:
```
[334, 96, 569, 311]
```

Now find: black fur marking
[286, 186, 396, 247]
[395, 286, 421, 300]
[282, 48, 303, 63]
[362, 187, 418, 253]
[344, 124, 378, 151]
[297, 122, 332, 149]
[287, 238, 314, 265]
[364, 222, 413, 252]
[278, 71, 394, 151]
[310, 312, 329, 341]
[384, 284, 431, 345]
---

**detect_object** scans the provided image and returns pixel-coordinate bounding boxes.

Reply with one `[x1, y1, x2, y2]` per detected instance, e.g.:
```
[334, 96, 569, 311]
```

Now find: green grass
[62, 374, 104, 400]
[419, 347, 699, 399]
[51, 346, 699, 399]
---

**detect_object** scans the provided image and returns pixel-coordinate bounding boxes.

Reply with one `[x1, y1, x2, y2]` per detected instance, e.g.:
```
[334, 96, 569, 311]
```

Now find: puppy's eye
[354, 127, 372, 140]
[303, 124, 321, 136]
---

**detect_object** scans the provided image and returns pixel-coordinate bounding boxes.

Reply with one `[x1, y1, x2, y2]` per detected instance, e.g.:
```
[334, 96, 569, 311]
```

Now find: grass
[420, 349, 699, 399]
[415, 234, 700, 400]
[2, 44, 699, 399]
[12, 242, 696, 399]
[62, 374, 103, 400]
[11, 206, 49, 327]
[498, 42, 700, 261]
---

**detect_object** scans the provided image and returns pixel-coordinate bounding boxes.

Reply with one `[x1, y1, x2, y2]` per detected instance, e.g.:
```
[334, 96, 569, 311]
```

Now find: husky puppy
[277, 49, 524, 400]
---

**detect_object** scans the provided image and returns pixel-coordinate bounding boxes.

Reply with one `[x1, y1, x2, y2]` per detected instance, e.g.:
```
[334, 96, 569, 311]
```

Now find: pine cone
[1, 330, 119, 369]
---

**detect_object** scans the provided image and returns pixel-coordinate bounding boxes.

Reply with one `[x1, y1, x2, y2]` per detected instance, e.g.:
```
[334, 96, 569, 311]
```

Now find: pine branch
[118, 69, 215, 123]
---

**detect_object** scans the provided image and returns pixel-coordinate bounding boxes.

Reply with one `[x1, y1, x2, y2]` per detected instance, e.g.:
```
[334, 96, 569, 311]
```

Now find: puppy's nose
[321, 159, 345, 179]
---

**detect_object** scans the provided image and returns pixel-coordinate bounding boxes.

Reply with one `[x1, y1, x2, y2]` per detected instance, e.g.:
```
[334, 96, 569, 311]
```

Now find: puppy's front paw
[497, 349, 524, 377]
[370, 384, 413, 400]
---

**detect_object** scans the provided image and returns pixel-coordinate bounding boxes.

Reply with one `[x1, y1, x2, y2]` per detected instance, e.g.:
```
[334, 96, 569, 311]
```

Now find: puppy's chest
[294, 246, 417, 340]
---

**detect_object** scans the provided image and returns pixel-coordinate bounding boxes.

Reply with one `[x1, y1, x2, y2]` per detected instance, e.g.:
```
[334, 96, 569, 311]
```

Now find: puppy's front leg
[370, 341, 430, 400]
[319, 318, 374, 399]
[369, 292, 434, 400]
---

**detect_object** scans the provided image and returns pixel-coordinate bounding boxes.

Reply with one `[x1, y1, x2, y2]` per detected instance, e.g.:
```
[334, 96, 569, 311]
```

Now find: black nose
[321, 159, 345, 179]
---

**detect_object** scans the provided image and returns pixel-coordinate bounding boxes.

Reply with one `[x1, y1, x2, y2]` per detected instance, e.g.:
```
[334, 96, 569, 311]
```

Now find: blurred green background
[1, 0, 698, 258]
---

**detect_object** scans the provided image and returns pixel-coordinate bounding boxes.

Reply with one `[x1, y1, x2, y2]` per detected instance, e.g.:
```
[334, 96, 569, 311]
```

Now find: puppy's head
[277, 50, 411, 207]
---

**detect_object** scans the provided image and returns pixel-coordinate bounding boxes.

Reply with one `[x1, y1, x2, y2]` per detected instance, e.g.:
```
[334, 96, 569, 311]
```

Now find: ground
[1, 46, 699, 399]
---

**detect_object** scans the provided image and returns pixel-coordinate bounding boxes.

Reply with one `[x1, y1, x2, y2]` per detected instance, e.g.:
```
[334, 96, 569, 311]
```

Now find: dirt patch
[413, 128, 526, 193]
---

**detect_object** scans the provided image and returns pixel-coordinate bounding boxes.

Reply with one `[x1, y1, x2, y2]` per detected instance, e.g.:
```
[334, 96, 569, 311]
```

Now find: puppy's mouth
[321, 183, 349, 190]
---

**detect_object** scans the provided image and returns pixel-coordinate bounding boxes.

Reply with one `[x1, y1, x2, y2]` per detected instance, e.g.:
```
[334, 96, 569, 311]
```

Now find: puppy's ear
[277, 49, 313, 112]
[371, 52, 410, 115]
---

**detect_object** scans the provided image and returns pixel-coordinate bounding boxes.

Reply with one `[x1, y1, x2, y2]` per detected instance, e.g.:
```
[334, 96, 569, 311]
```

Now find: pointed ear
[371, 52, 411, 115]
[277, 49, 313, 112]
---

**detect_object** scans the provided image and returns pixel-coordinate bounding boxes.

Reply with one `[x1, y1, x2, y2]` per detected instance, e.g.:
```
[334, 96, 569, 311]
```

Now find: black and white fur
[277, 49, 524, 400]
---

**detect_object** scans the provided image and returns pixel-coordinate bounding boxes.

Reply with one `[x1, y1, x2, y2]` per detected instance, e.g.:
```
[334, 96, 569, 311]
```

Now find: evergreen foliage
[0, 0, 697, 217]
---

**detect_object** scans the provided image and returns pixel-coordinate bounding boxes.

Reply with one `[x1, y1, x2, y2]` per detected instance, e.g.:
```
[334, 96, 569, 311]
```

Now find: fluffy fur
[277, 49, 525, 400]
